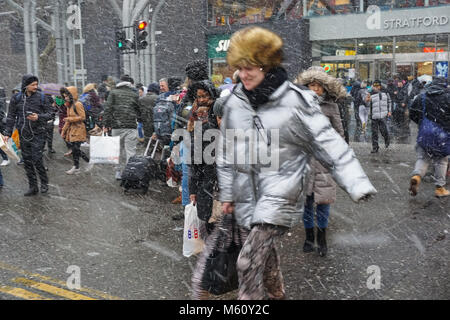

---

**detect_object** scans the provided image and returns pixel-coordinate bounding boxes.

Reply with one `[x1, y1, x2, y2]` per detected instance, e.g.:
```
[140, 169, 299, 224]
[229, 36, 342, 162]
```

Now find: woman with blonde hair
[295, 66, 347, 257]
[217, 26, 376, 299]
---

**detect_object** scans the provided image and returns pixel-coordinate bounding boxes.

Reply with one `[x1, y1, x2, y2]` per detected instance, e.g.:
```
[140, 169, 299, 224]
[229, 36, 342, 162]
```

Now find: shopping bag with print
[89, 134, 120, 164]
[183, 202, 204, 257]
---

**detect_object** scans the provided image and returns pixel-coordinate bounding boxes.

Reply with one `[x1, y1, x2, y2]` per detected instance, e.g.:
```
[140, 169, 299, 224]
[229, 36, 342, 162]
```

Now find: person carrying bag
[191, 213, 249, 299]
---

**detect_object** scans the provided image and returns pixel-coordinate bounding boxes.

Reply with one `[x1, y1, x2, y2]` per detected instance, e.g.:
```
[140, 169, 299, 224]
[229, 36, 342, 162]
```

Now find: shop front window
[318, 39, 356, 57]
[357, 37, 393, 55]
[210, 59, 235, 87]
[436, 34, 449, 53]
[306, 0, 358, 17]
[321, 62, 356, 79]
[396, 35, 437, 54]
[207, 0, 299, 26]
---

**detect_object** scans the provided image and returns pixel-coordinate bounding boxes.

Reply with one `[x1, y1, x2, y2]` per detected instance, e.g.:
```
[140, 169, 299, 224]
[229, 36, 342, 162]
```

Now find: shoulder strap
[72, 103, 79, 116]
[13, 92, 23, 105]
[421, 93, 426, 114]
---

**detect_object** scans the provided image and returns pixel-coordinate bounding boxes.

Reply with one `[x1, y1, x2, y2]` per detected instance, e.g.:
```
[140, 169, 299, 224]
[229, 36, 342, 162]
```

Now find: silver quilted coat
[217, 81, 377, 230]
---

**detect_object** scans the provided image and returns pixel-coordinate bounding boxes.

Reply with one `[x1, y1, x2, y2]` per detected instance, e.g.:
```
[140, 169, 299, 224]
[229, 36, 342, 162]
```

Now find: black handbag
[201, 214, 243, 295]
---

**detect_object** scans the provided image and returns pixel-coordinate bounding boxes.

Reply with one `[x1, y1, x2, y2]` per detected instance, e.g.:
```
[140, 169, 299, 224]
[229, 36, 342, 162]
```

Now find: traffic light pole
[117, 25, 137, 55]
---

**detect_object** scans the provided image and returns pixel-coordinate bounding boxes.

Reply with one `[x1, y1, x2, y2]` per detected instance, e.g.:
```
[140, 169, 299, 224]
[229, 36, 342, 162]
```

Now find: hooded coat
[296, 68, 346, 204]
[61, 87, 87, 143]
[217, 79, 377, 230]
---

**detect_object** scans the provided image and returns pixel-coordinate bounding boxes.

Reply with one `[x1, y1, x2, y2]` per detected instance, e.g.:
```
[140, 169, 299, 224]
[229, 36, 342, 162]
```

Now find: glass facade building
[206, 1, 449, 81]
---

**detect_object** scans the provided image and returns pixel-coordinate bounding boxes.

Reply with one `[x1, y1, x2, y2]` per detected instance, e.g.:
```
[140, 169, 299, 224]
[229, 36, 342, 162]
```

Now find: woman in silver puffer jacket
[295, 67, 349, 257]
[217, 27, 377, 300]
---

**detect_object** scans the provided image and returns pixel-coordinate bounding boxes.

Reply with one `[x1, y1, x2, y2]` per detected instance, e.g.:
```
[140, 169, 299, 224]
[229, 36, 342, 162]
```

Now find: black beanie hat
[120, 74, 133, 83]
[147, 82, 160, 94]
[21, 74, 39, 91]
[185, 60, 208, 81]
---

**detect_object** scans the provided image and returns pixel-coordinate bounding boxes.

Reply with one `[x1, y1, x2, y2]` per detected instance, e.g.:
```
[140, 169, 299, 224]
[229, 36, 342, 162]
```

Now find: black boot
[317, 228, 327, 257]
[24, 186, 39, 197]
[370, 147, 379, 154]
[40, 184, 49, 194]
[303, 228, 315, 253]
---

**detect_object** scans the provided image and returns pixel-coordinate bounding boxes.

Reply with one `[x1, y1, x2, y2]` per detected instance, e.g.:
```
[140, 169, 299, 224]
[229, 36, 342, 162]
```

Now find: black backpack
[153, 98, 175, 138]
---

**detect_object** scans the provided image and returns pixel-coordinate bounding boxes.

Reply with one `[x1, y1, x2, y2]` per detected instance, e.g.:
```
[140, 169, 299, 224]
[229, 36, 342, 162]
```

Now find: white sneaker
[66, 166, 81, 175]
[0, 160, 10, 166]
[81, 142, 90, 147]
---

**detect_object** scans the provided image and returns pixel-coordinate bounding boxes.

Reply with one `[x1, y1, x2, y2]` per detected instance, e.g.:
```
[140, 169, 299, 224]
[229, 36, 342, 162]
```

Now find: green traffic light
[118, 42, 123, 48]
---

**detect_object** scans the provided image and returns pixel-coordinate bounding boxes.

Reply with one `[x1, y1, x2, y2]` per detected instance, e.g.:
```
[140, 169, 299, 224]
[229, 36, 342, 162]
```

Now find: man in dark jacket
[3, 74, 53, 196]
[140, 82, 159, 144]
[103, 74, 143, 180]
[409, 77, 449, 198]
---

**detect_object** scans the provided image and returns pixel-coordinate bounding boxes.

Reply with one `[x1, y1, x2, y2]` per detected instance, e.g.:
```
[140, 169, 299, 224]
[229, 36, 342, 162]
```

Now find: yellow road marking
[13, 278, 96, 300]
[0, 285, 52, 300]
[0, 261, 123, 300]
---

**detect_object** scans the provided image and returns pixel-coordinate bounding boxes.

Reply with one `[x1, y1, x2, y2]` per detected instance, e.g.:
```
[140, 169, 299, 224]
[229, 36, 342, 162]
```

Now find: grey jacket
[217, 81, 376, 230]
[370, 91, 392, 120]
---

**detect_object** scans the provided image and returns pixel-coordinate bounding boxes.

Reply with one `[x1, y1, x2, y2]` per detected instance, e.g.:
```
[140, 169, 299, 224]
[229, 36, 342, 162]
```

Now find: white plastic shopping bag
[89, 134, 120, 164]
[0, 134, 20, 161]
[183, 202, 205, 257]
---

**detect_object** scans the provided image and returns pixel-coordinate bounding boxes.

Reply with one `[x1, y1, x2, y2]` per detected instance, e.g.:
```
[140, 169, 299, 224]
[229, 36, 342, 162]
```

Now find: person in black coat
[3, 74, 53, 196]
[187, 80, 219, 235]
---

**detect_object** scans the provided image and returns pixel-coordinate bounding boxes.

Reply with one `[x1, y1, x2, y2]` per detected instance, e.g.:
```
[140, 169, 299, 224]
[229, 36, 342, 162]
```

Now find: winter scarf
[243, 66, 288, 107]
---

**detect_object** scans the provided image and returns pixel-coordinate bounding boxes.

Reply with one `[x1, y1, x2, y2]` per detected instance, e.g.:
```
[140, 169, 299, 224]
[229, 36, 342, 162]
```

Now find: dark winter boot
[317, 228, 327, 257]
[303, 228, 315, 253]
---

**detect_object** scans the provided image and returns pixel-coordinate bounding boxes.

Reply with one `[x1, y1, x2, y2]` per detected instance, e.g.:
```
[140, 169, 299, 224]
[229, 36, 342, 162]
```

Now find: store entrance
[374, 59, 393, 80]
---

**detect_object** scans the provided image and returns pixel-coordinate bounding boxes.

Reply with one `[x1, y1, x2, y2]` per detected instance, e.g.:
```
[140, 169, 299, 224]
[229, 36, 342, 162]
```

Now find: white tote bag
[89, 134, 120, 164]
[0, 134, 20, 161]
[183, 202, 205, 257]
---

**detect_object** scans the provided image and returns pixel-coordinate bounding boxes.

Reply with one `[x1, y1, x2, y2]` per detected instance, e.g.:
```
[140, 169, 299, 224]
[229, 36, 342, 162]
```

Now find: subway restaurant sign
[208, 34, 231, 59]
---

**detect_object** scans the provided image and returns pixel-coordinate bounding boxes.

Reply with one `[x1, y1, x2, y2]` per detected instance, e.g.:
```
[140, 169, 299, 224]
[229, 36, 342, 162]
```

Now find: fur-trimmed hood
[295, 67, 348, 102]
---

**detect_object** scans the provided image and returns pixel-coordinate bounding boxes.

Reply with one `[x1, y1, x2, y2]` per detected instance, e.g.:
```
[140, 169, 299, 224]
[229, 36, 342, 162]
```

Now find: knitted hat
[21, 74, 39, 91]
[120, 74, 133, 83]
[185, 60, 208, 81]
[147, 82, 160, 94]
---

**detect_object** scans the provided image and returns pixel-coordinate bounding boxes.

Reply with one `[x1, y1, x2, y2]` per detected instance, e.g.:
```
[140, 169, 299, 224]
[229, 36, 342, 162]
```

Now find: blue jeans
[303, 194, 330, 229]
[180, 142, 190, 206]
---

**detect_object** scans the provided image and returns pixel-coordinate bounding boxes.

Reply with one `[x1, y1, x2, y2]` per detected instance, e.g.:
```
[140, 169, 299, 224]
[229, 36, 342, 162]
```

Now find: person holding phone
[3, 74, 52, 196]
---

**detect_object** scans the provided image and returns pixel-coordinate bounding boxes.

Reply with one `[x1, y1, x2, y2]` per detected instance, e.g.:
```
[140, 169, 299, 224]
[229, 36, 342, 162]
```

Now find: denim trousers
[303, 193, 331, 229]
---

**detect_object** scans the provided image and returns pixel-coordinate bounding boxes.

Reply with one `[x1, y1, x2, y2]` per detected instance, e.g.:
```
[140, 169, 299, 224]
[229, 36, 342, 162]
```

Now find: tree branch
[107, 0, 123, 22]
[5, 0, 55, 33]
